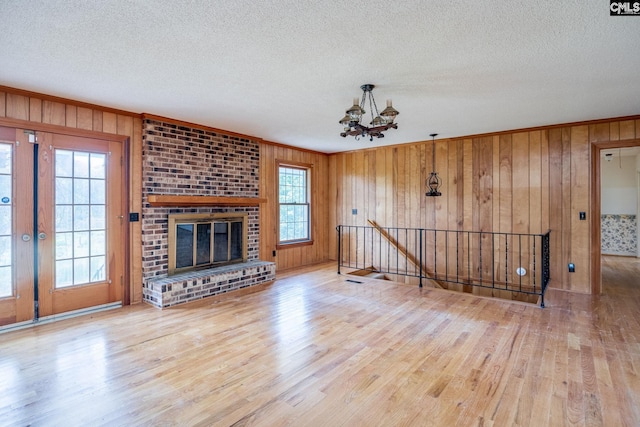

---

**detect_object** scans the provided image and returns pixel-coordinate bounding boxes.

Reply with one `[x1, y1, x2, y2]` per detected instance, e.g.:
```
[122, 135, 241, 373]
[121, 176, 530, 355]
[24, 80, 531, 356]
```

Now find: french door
[0, 127, 124, 327]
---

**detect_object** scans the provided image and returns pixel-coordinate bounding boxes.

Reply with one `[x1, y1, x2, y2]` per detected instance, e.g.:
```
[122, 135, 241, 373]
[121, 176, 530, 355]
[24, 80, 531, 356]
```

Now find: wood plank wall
[329, 119, 640, 293]
[0, 88, 144, 303]
[260, 143, 331, 270]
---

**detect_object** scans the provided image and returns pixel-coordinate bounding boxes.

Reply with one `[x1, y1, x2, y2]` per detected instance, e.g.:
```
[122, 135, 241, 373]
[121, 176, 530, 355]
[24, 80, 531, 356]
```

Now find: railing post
[337, 225, 341, 274]
[540, 230, 551, 308]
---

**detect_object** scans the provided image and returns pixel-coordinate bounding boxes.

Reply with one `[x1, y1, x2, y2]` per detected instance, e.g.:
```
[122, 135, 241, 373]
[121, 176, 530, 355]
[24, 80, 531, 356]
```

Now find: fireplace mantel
[147, 195, 267, 207]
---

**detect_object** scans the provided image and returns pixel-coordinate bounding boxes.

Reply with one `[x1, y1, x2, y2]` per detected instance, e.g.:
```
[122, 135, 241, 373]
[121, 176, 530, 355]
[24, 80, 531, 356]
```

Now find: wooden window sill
[276, 240, 314, 250]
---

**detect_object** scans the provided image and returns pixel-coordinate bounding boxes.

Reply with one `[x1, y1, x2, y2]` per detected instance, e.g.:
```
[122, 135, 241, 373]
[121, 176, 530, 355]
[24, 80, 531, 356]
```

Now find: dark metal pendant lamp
[425, 133, 442, 197]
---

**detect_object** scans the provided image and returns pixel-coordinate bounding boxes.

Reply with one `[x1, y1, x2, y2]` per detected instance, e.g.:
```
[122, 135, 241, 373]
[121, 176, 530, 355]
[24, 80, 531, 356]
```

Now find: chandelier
[339, 84, 399, 141]
[425, 133, 442, 197]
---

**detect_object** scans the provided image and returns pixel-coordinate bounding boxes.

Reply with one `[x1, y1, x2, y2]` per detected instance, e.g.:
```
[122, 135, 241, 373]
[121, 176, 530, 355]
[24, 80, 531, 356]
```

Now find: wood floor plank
[1, 257, 639, 426]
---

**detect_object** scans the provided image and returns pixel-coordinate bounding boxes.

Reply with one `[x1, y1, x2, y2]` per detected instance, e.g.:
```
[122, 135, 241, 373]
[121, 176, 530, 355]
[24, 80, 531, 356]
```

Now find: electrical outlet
[568, 263, 575, 273]
[272, 250, 276, 257]
[352, 208, 358, 215]
[579, 212, 586, 220]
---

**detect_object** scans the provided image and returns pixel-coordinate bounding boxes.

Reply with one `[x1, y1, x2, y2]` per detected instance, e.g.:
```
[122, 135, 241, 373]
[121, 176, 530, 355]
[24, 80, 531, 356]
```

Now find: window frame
[276, 160, 313, 249]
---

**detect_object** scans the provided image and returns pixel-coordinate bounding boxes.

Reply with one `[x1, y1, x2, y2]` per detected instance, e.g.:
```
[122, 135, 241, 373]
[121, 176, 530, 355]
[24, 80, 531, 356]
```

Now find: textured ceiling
[1, 1, 639, 153]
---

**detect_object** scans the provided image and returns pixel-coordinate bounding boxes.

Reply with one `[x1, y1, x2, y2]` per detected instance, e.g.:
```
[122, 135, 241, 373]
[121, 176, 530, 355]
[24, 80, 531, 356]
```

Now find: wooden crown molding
[0, 85, 141, 118]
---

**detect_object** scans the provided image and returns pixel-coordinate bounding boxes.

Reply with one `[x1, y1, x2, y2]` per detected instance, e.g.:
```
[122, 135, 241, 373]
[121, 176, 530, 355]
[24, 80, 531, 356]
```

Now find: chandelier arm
[368, 92, 375, 125]
[371, 91, 380, 118]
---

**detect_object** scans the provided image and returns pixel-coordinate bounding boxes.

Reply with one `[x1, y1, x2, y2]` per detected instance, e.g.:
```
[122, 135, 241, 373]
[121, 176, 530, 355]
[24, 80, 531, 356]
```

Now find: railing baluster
[434, 229, 438, 280]
[467, 232, 471, 285]
[533, 235, 537, 293]
[379, 226, 382, 273]
[337, 225, 341, 274]
[363, 225, 367, 270]
[491, 233, 495, 289]
[405, 228, 408, 277]
[456, 231, 459, 284]
[347, 226, 351, 268]
[518, 234, 522, 292]
[479, 231, 483, 286]
[505, 234, 509, 290]
[445, 231, 449, 283]
[419, 230, 423, 288]
[388, 227, 392, 274]
[395, 228, 399, 275]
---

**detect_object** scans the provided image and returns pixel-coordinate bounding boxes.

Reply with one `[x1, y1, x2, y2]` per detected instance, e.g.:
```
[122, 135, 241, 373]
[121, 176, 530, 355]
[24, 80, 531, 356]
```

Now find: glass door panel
[54, 150, 107, 288]
[0, 143, 13, 298]
[196, 223, 211, 265]
[213, 222, 229, 262]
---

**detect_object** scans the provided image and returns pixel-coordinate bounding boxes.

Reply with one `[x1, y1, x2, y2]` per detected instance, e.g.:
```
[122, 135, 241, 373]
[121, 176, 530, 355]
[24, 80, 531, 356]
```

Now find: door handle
[38, 232, 47, 240]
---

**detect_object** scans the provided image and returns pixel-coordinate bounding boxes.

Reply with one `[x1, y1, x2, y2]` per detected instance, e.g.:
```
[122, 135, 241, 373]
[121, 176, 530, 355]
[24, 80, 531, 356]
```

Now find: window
[278, 163, 311, 245]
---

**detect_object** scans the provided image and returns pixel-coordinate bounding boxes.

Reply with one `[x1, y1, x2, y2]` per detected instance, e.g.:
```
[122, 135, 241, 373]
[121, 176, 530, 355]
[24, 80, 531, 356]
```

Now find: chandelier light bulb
[380, 99, 399, 124]
[371, 115, 386, 126]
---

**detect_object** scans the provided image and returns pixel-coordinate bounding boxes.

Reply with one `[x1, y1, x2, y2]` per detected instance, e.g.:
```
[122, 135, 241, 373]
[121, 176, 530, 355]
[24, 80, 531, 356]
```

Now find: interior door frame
[590, 137, 640, 295]
[0, 117, 131, 306]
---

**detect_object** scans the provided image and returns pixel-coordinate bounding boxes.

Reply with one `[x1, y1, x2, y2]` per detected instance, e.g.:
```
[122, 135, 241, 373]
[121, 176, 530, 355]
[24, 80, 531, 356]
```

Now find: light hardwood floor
[1, 257, 639, 426]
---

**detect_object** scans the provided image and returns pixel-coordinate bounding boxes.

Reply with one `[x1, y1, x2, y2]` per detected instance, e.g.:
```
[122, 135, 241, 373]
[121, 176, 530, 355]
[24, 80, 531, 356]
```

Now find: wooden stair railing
[367, 219, 444, 289]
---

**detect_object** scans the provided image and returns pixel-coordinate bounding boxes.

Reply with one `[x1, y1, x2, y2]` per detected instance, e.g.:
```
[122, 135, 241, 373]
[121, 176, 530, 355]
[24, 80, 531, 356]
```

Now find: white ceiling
[1, 1, 639, 153]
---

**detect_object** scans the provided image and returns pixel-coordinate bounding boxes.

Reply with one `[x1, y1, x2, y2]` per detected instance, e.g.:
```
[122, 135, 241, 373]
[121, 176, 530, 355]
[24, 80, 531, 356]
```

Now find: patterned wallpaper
[601, 214, 637, 255]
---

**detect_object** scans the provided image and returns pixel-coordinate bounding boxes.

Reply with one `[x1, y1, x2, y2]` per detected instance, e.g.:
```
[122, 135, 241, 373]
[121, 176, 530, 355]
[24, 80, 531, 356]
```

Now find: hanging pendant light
[426, 133, 442, 197]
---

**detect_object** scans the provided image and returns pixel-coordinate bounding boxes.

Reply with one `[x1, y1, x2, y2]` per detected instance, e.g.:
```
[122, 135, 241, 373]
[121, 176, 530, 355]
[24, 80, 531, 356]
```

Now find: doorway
[0, 127, 125, 327]
[600, 148, 639, 257]
[592, 139, 640, 295]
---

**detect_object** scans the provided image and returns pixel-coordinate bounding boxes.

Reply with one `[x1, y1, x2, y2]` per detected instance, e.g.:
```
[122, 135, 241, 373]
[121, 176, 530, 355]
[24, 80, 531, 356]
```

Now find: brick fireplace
[141, 117, 275, 308]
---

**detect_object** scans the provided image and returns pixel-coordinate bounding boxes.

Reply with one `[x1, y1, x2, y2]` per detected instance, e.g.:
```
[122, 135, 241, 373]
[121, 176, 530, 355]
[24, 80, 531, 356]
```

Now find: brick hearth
[144, 261, 275, 308]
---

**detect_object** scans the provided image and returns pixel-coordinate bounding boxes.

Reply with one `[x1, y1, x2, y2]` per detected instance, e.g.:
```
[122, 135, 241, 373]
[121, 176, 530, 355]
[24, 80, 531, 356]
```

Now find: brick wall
[141, 118, 261, 281]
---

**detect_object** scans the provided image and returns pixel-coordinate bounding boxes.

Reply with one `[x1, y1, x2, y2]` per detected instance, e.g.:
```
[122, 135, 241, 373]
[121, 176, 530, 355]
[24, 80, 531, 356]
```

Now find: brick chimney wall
[141, 118, 260, 281]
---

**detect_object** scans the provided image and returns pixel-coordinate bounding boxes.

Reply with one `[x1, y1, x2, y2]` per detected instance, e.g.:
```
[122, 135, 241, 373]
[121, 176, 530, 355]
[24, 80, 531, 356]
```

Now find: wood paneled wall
[0, 87, 144, 303]
[260, 143, 331, 271]
[329, 119, 640, 293]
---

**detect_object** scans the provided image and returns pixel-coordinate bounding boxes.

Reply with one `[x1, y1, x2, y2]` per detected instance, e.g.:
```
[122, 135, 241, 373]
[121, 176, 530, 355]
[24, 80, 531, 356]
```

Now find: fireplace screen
[169, 213, 247, 275]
